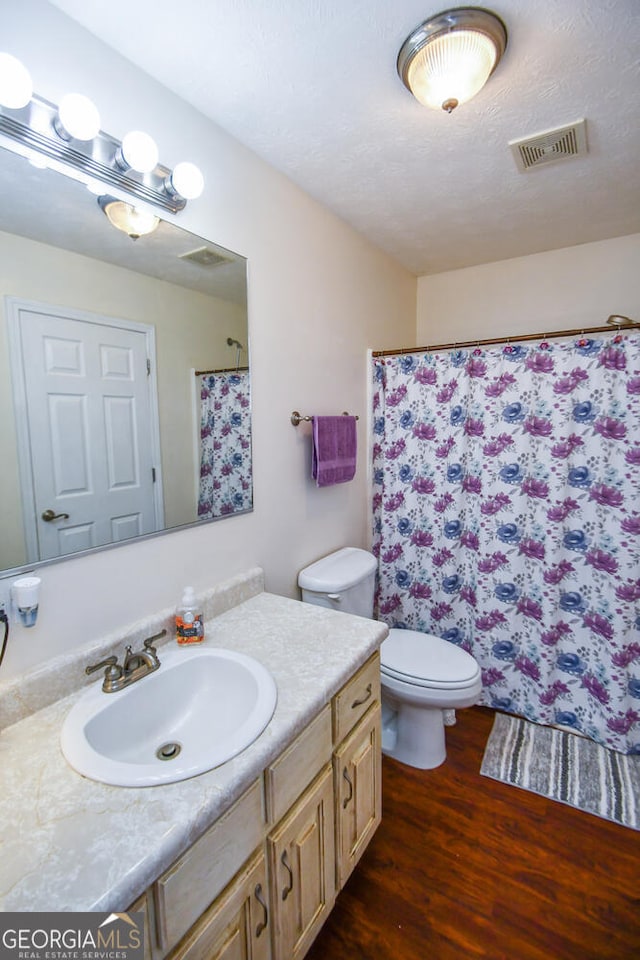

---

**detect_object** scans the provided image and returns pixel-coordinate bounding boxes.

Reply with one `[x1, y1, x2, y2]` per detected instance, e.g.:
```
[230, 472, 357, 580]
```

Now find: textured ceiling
[50, 0, 640, 275]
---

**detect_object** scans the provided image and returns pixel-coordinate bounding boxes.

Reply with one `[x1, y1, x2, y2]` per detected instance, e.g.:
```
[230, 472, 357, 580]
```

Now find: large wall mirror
[0, 146, 251, 577]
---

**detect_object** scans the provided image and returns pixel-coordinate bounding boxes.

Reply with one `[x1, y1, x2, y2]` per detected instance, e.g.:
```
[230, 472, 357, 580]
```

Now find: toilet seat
[381, 628, 481, 690]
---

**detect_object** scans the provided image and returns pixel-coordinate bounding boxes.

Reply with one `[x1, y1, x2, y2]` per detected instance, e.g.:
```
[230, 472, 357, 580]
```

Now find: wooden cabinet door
[334, 704, 382, 888]
[267, 765, 335, 960]
[168, 852, 270, 960]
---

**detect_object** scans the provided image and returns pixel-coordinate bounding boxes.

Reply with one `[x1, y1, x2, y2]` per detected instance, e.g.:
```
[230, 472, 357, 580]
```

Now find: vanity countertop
[0, 591, 387, 912]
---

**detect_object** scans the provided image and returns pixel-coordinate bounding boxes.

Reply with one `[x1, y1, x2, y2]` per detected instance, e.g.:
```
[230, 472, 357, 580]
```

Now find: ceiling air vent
[509, 119, 588, 173]
[178, 246, 232, 268]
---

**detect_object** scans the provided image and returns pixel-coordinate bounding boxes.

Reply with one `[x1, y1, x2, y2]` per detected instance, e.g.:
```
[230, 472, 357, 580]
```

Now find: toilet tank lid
[298, 547, 377, 592]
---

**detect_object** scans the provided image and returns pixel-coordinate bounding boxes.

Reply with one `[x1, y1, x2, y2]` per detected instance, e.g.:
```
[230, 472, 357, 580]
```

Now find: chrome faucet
[86, 630, 165, 693]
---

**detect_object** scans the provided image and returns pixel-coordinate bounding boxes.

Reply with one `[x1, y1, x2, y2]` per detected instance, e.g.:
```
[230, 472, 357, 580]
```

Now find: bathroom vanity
[0, 569, 387, 960]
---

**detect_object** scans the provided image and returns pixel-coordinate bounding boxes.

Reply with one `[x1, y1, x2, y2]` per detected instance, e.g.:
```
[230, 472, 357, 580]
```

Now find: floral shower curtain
[372, 331, 640, 754]
[198, 371, 252, 518]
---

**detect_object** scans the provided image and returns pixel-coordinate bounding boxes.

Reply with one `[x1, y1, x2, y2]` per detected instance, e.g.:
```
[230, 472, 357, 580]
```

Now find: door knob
[41, 509, 70, 522]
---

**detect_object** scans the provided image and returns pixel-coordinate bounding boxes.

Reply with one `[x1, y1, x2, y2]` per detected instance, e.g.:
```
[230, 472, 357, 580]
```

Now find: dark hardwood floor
[307, 706, 640, 960]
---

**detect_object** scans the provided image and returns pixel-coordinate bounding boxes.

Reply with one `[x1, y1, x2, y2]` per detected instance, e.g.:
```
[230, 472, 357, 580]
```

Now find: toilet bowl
[298, 547, 482, 770]
[380, 628, 482, 769]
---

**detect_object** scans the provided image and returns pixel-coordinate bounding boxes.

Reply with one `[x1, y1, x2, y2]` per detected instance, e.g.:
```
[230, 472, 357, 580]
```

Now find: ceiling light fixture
[397, 6, 507, 113]
[98, 196, 160, 240]
[0, 54, 204, 214]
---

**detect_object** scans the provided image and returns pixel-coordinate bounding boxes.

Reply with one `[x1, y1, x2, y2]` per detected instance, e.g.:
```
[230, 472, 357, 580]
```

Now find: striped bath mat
[480, 712, 640, 830]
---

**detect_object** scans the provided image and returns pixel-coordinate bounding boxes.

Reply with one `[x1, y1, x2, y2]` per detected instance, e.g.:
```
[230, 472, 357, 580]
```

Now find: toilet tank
[298, 547, 378, 618]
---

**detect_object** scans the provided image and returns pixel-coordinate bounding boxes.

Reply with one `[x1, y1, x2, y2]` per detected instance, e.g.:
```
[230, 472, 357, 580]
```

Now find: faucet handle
[86, 655, 120, 677]
[144, 629, 166, 652]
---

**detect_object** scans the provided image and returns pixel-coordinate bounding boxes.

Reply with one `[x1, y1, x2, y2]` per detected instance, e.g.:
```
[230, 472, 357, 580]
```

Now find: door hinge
[146, 358, 151, 376]
[152, 467, 156, 483]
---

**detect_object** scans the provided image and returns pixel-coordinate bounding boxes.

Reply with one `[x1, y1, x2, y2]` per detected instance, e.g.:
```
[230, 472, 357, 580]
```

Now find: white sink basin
[61, 645, 277, 786]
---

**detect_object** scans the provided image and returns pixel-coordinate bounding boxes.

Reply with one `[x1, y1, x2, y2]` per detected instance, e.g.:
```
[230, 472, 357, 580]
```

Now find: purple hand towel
[311, 416, 357, 487]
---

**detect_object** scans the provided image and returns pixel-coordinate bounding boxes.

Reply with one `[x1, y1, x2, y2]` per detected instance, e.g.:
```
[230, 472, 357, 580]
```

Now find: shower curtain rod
[194, 365, 249, 376]
[371, 320, 640, 359]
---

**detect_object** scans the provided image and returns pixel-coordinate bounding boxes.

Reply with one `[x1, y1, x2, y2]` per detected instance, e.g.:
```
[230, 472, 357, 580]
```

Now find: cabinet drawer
[332, 653, 380, 744]
[264, 704, 332, 826]
[155, 779, 264, 954]
[127, 892, 154, 960]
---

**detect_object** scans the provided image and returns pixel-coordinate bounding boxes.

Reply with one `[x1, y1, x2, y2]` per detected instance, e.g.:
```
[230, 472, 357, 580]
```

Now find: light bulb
[56, 93, 101, 141]
[0, 53, 33, 109]
[120, 130, 159, 173]
[170, 162, 204, 200]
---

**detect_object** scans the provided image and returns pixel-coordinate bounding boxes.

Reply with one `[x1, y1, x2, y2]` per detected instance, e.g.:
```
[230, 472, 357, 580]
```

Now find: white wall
[1, 0, 416, 678]
[417, 233, 640, 343]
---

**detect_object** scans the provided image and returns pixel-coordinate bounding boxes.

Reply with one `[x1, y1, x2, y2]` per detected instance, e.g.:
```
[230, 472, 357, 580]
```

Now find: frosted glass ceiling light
[55, 92, 101, 140]
[0, 53, 33, 109]
[98, 196, 159, 239]
[397, 7, 507, 113]
[117, 130, 159, 173]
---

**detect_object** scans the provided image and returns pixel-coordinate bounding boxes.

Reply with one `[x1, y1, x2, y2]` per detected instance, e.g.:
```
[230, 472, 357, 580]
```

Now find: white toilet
[298, 547, 482, 769]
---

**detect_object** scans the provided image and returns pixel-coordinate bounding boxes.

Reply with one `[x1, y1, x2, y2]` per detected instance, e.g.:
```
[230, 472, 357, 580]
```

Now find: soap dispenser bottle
[175, 586, 204, 644]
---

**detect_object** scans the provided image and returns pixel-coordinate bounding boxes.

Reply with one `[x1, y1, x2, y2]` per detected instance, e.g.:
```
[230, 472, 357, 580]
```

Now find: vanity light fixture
[98, 196, 160, 240]
[397, 6, 507, 113]
[0, 53, 204, 213]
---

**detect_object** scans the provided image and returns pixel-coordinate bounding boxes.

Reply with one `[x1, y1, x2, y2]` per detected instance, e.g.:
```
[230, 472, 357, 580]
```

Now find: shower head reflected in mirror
[226, 336, 245, 371]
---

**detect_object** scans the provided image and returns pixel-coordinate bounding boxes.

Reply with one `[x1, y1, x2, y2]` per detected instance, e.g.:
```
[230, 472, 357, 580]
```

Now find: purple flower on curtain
[466, 357, 487, 378]
[583, 611, 614, 640]
[588, 483, 624, 508]
[599, 346, 627, 370]
[385, 438, 407, 459]
[372, 492, 382, 512]
[480, 493, 512, 515]
[379, 594, 402, 614]
[541, 622, 573, 645]
[543, 560, 575, 584]
[434, 493, 455, 513]
[615, 581, 640, 602]
[526, 353, 555, 374]
[478, 551, 509, 572]
[517, 596, 543, 620]
[461, 530, 480, 551]
[483, 434, 514, 456]
[412, 476, 436, 495]
[409, 581, 432, 600]
[621, 516, 640, 535]
[431, 602, 453, 621]
[436, 437, 456, 458]
[582, 674, 610, 704]
[485, 372, 516, 396]
[612, 643, 640, 667]
[411, 529, 434, 548]
[387, 385, 408, 406]
[482, 667, 506, 685]
[464, 417, 485, 437]
[515, 656, 541, 682]
[523, 416, 552, 437]
[607, 710, 640, 734]
[627, 377, 640, 394]
[476, 611, 508, 631]
[432, 547, 454, 567]
[547, 498, 580, 522]
[381, 543, 403, 563]
[521, 477, 550, 499]
[414, 366, 437, 385]
[550, 434, 584, 458]
[384, 491, 405, 511]
[436, 379, 458, 402]
[594, 417, 626, 440]
[413, 422, 437, 440]
[586, 549, 618, 574]
[460, 585, 477, 606]
[462, 475, 482, 494]
[518, 538, 545, 561]
[625, 447, 640, 466]
[539, 680, 570, 704]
